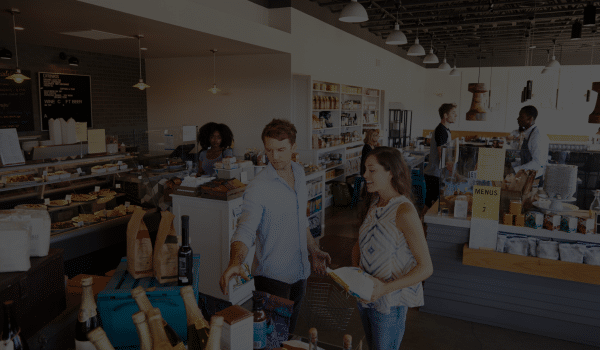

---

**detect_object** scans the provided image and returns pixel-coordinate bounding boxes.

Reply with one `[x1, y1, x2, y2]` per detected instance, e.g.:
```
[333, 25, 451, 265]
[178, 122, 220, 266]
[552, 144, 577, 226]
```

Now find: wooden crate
[200, 186, 245, 201]
[462, 244, 600, 286]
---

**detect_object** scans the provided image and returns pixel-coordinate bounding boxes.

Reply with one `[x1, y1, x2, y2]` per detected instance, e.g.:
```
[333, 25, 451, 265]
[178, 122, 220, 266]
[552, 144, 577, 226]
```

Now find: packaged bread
[126, 207, 153, 279]
[153, 211, 179, 284]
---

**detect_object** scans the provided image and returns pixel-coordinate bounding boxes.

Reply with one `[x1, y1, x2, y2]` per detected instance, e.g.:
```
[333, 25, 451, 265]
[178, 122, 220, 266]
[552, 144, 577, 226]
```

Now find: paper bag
[253, 290, 294, 350]
[153, 210, 179, 284]
[126, 207, 153, 279]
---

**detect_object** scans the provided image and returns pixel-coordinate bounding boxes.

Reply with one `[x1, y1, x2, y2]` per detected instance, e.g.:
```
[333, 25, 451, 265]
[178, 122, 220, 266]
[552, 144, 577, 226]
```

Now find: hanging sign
[39, 72, 92, 130]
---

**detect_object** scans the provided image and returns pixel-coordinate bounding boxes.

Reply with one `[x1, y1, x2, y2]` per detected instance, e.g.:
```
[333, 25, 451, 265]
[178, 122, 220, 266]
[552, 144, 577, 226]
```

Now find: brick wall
[0, 42, 148, 151]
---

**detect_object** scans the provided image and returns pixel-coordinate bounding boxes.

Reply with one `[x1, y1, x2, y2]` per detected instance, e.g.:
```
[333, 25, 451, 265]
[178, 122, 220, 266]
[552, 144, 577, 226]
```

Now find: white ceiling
[0, 0, 282, 58]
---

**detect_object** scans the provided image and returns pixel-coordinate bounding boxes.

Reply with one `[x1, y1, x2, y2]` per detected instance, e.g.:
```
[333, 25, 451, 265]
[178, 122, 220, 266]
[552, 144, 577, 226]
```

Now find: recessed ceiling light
[14, 26, 24, 30]
[140, 47, 147, 50]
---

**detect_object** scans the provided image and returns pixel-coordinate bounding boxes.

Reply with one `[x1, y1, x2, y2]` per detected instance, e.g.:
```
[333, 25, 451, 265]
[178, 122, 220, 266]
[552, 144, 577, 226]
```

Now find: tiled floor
[293, 202, 600, 350]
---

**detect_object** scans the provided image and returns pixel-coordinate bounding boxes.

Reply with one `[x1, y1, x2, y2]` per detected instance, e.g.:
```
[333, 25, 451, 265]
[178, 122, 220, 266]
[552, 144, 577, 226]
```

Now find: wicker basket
[301, 281, 354, 332]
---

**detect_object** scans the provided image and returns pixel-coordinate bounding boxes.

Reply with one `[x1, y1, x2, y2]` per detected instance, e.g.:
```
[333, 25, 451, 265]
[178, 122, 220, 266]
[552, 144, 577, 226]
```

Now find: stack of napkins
[326, 267, 374, 301]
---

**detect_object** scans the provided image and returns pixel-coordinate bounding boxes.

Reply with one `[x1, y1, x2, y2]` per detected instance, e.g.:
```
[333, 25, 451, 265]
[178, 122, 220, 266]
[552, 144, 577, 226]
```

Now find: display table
[422, 203, 600, 347]
[171, 194, 255, 306]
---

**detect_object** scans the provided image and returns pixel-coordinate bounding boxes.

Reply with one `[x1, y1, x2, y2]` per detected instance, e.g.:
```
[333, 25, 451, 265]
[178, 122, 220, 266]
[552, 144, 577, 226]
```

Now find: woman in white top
[351, 146, 433, 350]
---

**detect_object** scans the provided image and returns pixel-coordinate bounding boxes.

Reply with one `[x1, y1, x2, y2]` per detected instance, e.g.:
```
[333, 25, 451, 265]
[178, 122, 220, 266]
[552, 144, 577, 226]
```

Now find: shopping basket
[301, 281, 355, 332]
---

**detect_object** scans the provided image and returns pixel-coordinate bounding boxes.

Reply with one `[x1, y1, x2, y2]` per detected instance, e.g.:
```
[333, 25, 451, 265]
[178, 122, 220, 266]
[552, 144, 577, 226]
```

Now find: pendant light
[438, 45, 451, 70]
[208, 49, 221, 94]
[132, 35, 150, 90]
[423, 34, 439, 64]
[449, 55, 460, 76]
[386, 4, 407, 45]
[541, 49, 550, 74]
[407, 24, 425, 56]
[584, 1, 596, 27]
[571, 20, 583, 40]
[339, 0, 369, 23]
[466, 49, 488, 121]
[545, 39, 561, 70]
[5, 8, 29, 84]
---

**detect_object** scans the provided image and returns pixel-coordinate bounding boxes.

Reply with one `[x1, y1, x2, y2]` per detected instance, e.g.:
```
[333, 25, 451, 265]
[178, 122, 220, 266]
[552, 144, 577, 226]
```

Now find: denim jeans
[357, 303, 408, 350]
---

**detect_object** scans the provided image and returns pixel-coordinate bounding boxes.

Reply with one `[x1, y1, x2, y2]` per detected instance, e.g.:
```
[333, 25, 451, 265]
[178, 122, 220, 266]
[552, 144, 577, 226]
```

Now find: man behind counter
[510, 105, 549, 184]
[219, 118, 331, 336]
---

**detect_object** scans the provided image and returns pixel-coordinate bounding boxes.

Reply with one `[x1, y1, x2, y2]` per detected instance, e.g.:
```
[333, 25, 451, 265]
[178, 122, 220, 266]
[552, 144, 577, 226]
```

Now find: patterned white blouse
[358, 195, 424, 314]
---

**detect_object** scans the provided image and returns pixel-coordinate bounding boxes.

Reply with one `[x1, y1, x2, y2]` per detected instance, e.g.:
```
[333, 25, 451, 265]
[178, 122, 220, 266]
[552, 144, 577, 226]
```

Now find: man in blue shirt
[219, 118, 331, 335]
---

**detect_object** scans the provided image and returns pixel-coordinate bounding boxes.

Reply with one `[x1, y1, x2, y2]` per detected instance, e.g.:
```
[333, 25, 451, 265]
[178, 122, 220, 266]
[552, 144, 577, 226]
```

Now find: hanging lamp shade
[208, 49, 221, 94]
[438, 58, 451, 70]
[423, 49, 439, 64]
[584, 2, 596, 27]
[449, 64, 460, 76]
[571, 20, 583, 39]
[386, 23, 407, 45]
[407, 38, 425, 56]
[546, 55, 561, 69]
[541, 67, 549, 74]
[6, 68, 29, 83]
[133, 35, 149, 90]
[0, 48, 11, 59]
[5, 9, 29, 84]
[339, 0, 369, 23]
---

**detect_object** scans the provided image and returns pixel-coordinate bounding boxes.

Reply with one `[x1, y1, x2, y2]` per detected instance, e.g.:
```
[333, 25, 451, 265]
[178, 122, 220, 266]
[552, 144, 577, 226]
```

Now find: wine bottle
[342, 334, 352, 350]
[1, 300, 29, 350]
[132, 311, 153, 350]
[205, 316, 224, 350]
[252, 296, 267, 350]
[147, 308, 174, 350]
[86, 328, 115, 350]
[75, 276, 100, 350]
[178, 215, 193, 287]
[131, 286, 184, 348]
[180, 286, 209, 350]
[307, 328, 318, 350]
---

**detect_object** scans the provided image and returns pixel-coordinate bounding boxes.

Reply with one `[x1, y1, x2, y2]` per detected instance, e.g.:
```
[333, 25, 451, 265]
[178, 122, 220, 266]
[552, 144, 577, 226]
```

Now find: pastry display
[98, 189, 117, 197]
[72, 214, 100, 223]
[71, 193, 98, 202]
[51, 221, 75, 230]
[21, 204, 47, 209]
[48, 199, 70, 207]
[5, 174, 35, 183]
[96, 195, 115, 204]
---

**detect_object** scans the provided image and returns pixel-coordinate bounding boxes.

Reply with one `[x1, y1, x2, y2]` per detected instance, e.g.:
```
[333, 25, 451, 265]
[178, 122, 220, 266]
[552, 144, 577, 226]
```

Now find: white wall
[423, 65, 600, 137]
[145, 53, 292, 154]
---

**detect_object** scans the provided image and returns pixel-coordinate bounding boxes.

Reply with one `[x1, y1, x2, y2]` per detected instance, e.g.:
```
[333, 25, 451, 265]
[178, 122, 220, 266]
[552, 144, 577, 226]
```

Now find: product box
[578, 217, 595, 234]
[503, 214, 514, 226]
[515, 214, 525, 227]
[543, 214, 561, 231]
[509, 200, 522, 216]
[215, 305, 253, 350]
[525, 212, 543, 229]
[97, 255, 200, 348]
[560, 216, 578, 233]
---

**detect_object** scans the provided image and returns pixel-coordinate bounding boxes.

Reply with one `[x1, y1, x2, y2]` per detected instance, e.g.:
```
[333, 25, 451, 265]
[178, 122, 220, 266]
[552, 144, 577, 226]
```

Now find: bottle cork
[87, 328, 116, 350]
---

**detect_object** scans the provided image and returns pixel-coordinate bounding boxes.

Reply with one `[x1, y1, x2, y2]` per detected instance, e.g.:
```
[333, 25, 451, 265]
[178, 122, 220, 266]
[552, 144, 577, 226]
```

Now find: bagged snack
[126, 207, 153, 279]
[496, 232, 508, 253]
[506, 235, 528, 256]
[0, 209, 51, 257]
[0, 221, 31, 272]
[525, 212, 543, 229]
[560, 216, 578, 234]
[154, 210, 179, 284]
[578, 217, 594, 234]
[543, 214, 561, 231]
[583, 244, 600, 266]
[559, 243, 584, 263]
[527, 237, 539, 257]
[537, 240, 559, 260]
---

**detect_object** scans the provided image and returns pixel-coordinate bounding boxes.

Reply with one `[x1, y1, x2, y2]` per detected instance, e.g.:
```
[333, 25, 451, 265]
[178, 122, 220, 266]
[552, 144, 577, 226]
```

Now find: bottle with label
[147, 308, 174, 350]
[181, 285, 210, 350]
[308, 328, 318, 350]
[131, 286, 184, 348]
[342, 334, 352, 350]
[75, 276, 100, 350]
[132, 311, 153, 350]
[253, 296, 267, 350]
[178, 215, 194, 286]
[590, 189, 600, 234]
[2, 300, 29, 350]
[87, 328, 115, 350]
[205, 316, 224, 350]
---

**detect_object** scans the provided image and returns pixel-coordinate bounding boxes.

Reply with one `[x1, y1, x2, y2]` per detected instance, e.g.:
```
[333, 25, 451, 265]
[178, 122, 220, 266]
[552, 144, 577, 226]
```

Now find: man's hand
[310, 249, 331, 276]
[359, 274, 388, 304]
[219, 264, 250, 296]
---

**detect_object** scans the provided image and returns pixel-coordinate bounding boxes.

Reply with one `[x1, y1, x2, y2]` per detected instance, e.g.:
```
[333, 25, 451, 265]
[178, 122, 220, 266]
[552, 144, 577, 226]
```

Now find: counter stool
[350, 176, 365, 208]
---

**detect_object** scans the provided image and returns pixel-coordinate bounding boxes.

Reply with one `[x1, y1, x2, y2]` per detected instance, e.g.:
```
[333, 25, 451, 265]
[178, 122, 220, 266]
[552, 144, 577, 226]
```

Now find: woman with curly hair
[351, 146, 433, 350]
[197, 122, 234, 176]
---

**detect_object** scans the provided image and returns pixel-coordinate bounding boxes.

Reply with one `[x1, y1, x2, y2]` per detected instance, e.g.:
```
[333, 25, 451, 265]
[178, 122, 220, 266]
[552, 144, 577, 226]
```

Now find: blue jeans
[357, 303, 408, 350]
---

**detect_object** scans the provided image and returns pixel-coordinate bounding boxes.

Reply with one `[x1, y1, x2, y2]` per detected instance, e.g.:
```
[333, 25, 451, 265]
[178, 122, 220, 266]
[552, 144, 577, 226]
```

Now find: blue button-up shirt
[230, 161, 311, 284]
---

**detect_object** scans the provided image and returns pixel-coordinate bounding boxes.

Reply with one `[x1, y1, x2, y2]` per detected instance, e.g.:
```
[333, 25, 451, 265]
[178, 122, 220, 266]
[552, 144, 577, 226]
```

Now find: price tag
[44, 198, 50, 205]
[76, 168, 82, 174]
[117, 161, 122, 165]
[125, 201, 130, 208]
[65, 194, 72, 202]
[95, 186, 100, 193]
[43, 170, 48, 177]
[116, 184, 121, 189]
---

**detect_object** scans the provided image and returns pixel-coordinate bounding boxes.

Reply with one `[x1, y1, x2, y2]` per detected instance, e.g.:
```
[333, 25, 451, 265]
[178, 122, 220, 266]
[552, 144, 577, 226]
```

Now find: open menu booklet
[326, 267, 374, 301]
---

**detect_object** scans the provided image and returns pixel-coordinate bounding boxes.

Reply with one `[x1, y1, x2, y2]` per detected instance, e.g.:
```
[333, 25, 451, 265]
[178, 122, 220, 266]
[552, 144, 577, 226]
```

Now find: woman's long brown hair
[360, 147, 414, 223]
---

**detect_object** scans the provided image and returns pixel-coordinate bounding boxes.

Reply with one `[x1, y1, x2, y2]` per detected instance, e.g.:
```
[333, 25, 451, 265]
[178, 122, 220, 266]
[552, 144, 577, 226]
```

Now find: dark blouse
[360, 144, 373, 178]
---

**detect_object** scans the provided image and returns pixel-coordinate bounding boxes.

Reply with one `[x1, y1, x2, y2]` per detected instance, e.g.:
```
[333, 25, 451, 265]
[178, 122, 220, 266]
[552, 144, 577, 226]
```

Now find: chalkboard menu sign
[39, 72, 92, 130]
[0, 69, 34, 132]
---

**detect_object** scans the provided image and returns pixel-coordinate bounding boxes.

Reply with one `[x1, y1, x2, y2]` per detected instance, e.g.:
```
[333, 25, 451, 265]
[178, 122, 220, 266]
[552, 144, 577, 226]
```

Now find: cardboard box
[525, 212, 543, 229]
[215, 305, 253, 350]
[503, 214, 514, 226]
[578, 217, 594, 234]
[543, 214, 561, 231]
[560, 216, 578, 233]
[515, 214, 525, 227]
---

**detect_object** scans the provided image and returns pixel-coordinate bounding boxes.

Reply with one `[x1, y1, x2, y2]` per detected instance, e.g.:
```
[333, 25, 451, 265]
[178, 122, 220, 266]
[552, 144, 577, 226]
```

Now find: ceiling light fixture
[208, 49, 221, 94]
[339, 0, 369, 23]
[5, 8, 29, 84]
[423, 35, 439, 64]
[132, 35, 150, 90]
[571, 19, 583, 40]
[545, 39, 561, 70]
[541, 49, 550, 74]
[438, 45, 451, 70]
[59, 52, 79, 67]
[450, 55, 460, 76]
[407, 24, 425, 56]
[584, 1, 596, 27]
[0, 47, 11, 59]
[386, 5, 407, 45]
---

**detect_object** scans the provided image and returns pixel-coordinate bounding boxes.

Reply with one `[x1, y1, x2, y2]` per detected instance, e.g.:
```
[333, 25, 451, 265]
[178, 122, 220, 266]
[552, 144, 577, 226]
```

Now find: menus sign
[39, 72, 92, 130]
[0, 69, 34, 132]
[469, 185, 502, 250]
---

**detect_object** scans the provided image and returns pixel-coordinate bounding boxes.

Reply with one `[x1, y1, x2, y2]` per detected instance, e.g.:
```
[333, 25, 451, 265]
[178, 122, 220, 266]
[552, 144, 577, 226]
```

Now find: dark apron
[520, 126, 543, 185]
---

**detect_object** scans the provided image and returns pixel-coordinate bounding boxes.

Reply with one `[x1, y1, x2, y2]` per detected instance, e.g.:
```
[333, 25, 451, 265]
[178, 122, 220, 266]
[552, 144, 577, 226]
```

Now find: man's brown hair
[261, 119, 297, 145]
[439, 103, 457, 119]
